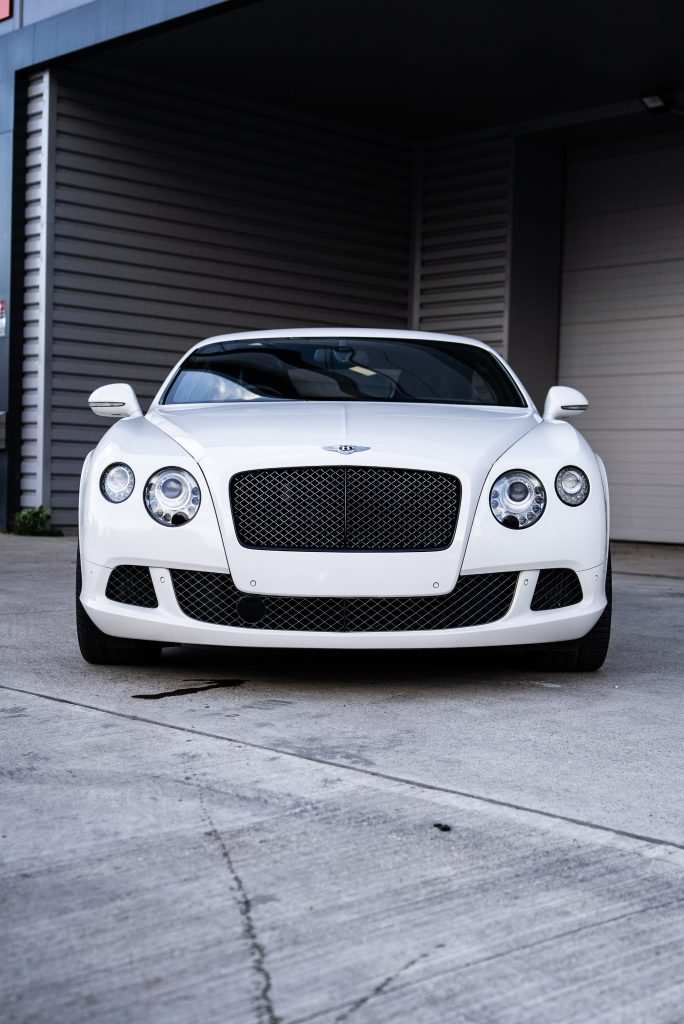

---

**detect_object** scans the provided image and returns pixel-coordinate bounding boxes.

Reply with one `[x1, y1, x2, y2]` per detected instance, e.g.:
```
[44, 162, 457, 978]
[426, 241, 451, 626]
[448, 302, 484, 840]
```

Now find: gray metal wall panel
[48, 70, 411, 526]
[20, 71, 52, 509]
[417, 136, 513, 352]
[559, 132, 684, 543]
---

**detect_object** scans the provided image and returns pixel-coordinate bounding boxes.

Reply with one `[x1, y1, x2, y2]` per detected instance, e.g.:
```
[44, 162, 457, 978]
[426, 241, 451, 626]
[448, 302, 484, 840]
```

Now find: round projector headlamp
[144, 467, 201, 526]
[100, 463, 135, 503]
[555, 465, 590, 506]
[490, 470, 546, 529]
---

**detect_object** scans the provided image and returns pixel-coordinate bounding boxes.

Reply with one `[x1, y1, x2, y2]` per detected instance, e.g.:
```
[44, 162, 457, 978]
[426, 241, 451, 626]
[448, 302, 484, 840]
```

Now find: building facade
[1, 0, 683, 540]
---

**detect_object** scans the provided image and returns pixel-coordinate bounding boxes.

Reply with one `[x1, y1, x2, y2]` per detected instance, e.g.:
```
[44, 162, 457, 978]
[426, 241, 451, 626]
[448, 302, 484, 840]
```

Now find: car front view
[77, 328, 611, 670]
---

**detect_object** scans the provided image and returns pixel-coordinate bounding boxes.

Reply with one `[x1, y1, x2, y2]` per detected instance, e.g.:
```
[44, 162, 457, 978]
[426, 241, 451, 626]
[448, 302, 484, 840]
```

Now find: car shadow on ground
[141, 642, 597, 695]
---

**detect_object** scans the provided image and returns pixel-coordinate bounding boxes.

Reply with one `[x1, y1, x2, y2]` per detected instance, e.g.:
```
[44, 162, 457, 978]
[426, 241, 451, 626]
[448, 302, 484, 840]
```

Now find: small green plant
[12, 506, 61, 536]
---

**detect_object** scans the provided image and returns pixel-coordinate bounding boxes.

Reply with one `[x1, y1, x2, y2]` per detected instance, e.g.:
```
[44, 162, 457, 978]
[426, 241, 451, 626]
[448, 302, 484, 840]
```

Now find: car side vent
[105, 565, 158, 608]
[531, 569, 583, 611]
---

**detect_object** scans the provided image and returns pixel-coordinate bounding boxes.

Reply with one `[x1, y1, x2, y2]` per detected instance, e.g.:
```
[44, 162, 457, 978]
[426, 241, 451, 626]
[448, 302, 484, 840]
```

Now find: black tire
[528, 556, 612, 673]
[76, 549, 162, 666]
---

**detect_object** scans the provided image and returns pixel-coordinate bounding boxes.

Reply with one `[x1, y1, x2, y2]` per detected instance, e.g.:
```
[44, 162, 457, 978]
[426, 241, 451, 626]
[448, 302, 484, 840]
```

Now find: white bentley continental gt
[77, 328, 611, 670]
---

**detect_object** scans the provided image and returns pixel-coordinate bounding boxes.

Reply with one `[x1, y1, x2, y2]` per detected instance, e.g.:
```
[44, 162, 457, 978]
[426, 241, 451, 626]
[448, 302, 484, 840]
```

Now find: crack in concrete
[411, 894, 684, 991]
[333, 943, 445, 1023]
[198, 789, 281, 1024]
[296, 895, 684, 1024]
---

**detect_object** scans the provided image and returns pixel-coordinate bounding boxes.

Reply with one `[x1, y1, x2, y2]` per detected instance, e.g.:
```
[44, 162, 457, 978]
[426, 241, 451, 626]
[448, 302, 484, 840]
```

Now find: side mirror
[88, 383, 142, 419]
[543, 385, 588, 422]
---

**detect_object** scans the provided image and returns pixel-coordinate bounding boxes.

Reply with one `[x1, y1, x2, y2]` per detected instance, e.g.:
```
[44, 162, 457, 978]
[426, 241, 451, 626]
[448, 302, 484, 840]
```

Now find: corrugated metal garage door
[560, 132, 684, 543]
[416, 135, 513, 353]
[28, 69, 411, 527]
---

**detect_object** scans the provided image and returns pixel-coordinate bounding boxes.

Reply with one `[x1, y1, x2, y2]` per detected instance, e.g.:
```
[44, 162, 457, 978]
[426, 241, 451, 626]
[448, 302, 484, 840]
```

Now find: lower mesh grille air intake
[531, 569, 583, 611]
[170, 570, 518, 632]
[105, 565, 158, 608]
[230, 466, 460, 551]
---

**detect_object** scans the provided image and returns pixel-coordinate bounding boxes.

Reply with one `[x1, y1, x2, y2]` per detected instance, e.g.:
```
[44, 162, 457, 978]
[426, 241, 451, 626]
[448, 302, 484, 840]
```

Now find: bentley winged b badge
[322, 444, 371, 454]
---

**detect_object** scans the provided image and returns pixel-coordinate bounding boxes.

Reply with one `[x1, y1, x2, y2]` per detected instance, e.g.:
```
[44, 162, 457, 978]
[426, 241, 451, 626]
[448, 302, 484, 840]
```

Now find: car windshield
[162, 337, 526, 407]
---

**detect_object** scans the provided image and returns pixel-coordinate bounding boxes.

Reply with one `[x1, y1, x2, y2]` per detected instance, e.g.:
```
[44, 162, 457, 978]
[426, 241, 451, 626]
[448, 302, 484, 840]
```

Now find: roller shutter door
[42, 69, 411, 527]
[560, 132, 684, 543]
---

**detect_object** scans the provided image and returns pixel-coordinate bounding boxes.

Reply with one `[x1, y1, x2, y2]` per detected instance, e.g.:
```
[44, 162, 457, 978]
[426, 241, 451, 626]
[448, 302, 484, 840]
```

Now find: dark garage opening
[16, 0, 684, 536]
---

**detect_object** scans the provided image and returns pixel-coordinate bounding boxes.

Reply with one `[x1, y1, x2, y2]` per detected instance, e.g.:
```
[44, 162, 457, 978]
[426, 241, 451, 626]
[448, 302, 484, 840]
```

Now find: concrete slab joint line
[2, 681, 684, 861]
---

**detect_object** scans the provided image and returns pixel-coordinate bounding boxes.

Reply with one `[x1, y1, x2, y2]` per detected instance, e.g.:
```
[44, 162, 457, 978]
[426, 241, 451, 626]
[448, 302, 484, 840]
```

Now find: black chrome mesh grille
[105, 565, 158, 608]
[229, 466, 460, 551]
[531, 569, 583, 611]
[170, 570, 517, 632]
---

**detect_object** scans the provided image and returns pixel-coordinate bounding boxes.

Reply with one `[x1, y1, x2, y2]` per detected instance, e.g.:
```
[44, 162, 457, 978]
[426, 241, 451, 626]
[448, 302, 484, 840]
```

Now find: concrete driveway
[2, 536, 684, 1024]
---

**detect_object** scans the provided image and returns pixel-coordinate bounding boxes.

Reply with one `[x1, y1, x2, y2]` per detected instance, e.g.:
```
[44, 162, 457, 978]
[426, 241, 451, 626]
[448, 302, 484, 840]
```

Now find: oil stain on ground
[131, 679, 245, 700]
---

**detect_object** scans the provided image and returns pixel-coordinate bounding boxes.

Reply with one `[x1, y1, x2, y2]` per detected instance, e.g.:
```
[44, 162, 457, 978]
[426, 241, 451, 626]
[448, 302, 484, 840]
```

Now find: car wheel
[528, 556, 612, 673]
[76, 548, 162, 666]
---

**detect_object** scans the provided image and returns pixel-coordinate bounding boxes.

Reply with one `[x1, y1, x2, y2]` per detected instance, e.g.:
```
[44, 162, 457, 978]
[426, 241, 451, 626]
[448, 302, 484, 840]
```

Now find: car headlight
[555, 465, 590, 506]
[100, 463, 135, 503]
[144, 467, 201, 526]
[490, 470, 546, 529]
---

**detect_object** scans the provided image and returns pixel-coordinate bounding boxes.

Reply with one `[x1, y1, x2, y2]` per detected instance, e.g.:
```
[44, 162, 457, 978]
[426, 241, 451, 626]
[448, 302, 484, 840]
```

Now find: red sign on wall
[0, 1, 11, 23]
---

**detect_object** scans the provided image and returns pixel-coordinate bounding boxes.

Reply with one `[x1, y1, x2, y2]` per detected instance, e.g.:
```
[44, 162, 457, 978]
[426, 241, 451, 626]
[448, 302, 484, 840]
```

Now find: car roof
[188, 327, 497, 356]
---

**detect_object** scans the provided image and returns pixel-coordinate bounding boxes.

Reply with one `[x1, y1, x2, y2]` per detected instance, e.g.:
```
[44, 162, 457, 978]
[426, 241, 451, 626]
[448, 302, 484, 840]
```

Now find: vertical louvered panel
[417, 135, 513, 353]
[47, 69, 411, 527]
[559, 132, 684, 543]
[20, 70, 54, 509]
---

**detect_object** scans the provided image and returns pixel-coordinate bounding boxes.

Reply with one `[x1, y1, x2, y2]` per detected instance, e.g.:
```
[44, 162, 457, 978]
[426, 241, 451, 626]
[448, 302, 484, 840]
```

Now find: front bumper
[80, 561, 608, 650]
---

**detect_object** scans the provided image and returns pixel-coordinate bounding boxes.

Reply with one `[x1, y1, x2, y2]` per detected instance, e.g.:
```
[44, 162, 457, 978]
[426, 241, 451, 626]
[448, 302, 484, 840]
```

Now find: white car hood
[146, 401, 538, 597]
[148, 401, 536, 471]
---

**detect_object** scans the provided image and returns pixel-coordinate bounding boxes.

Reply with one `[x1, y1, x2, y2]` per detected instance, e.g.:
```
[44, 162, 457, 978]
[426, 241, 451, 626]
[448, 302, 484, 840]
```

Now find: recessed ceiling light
[641, 94, 666, 111]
